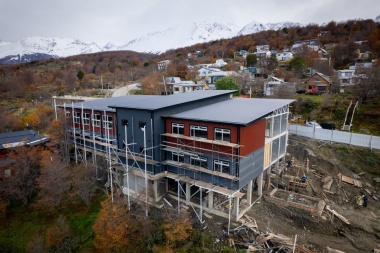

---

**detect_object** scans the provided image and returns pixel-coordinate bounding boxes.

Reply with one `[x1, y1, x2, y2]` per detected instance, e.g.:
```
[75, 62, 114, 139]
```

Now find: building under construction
[56, 90, 292, 225]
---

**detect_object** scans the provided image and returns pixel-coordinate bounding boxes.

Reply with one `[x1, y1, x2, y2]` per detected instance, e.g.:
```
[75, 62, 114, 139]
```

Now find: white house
[276, 52, 293, 61]
[158, 60, 171, 71]
[165, 77, 204, 94]
[256, 45, 271, 59]
[337, 69, 356, 86]
[197, 67, 222, 78]
[211, 59, 227, 68]
[264, 76, 296, 96]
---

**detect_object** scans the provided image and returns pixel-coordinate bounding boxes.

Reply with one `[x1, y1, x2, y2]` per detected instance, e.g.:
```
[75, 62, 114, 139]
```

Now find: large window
[83, 113, 90, 125]
[190, 125, 208, 139]
[190, 156, 208, 169]
[92, 114, 101, 127]
[214, 160, 230, 174]
[215, 128, 230, 142]
[102, 115, 113, 129]
[172, 123, 184, 135]
[73, 111, 80, 124]
[172, 152, 184, 163]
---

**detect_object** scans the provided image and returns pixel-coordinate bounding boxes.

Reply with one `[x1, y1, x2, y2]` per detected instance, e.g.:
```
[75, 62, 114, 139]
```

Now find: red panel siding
[165, 119, 238, 156]
[239, 119, 266, 156]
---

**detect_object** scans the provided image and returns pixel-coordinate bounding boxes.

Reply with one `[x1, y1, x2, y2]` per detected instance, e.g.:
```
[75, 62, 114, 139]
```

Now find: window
[92, 114, 101, 127]
[65, 111, 71, 118]
[190, 156, 208, 169]
[312, 78, 320, 82]
[83, 113, 90, 125]
[172, 123, 184, 135]
[215, 128, 230, 142]
[214, 160, 230, 174]
[190, 125, 207, 139]
[102, 115, 113, 129]
[74, 111, 80, 124]
[172, 152, 184, 163]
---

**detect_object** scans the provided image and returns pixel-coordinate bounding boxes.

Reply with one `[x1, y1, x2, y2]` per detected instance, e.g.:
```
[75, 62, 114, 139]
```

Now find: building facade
[59, 91, 292, 223]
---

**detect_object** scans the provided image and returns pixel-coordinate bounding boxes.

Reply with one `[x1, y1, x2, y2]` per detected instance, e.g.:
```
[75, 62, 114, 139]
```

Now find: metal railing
[288, 124, 380, 150]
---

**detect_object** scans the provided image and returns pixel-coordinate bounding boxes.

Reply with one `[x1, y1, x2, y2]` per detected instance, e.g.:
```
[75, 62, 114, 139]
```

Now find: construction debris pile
[225, 214, 315, 253]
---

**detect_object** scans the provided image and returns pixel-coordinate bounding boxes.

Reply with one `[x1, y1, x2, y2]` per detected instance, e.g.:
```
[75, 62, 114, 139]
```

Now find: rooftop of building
[0, 129, 50, 149]
[109, 90, 235, 111]
[166, 98, 293, 126]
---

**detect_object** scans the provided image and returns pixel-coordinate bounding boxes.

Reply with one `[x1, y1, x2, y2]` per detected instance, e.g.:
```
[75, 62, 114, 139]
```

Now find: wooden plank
[289, 181, 307, 188]
[370, 212, 378, 219]
[325, 206, 350, 225]
[162, 160, 237, 180]
[364, 188, 379, 201]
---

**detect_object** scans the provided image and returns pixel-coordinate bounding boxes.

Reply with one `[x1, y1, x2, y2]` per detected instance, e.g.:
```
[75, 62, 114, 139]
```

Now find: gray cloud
[0, 0, 378, 44]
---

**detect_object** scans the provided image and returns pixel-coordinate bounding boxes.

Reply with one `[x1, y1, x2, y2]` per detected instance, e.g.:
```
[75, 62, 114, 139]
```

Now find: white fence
[288, 125, 380, 150]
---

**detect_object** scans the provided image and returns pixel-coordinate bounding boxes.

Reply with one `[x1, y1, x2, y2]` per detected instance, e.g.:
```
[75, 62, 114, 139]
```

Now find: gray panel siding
[238, 147, 264, 188]
[115, 94, 232, 175]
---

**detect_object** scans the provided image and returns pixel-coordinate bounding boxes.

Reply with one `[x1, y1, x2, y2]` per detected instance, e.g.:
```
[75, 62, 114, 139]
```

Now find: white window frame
[73, 111, 80, 124]
[83, 113, 90, 125]
[92, 114, 101, 127]
[172, 123, 184, 135]
[190, 125, 208, 139]
[214, 128, 230, 142]
[172, 152, 184, 163]
[102, 115, 113, 129]
[214, 160, 230, 174]
[65, 110, 71, 118]
[190, 156, 208, 169]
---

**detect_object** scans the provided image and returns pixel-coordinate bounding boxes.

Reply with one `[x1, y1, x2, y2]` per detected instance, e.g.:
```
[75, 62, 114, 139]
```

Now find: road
[111, 83, 141, 97]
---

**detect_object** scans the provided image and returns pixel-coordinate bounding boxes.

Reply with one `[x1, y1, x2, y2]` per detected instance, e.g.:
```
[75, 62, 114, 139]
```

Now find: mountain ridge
[0, 20, 302, 63]
[1, 16, 379, 64]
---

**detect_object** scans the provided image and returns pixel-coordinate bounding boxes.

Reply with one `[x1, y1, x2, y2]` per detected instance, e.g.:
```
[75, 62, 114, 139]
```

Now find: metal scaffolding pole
[91, 109, 98, 179]
[141, 125, 148, 217]
[104, 110, 113, 202]
[228, 197, 232, 235]
[124, 124, 131, 210]
[71, 102, 78, 164]
[81, 103, 87, 166]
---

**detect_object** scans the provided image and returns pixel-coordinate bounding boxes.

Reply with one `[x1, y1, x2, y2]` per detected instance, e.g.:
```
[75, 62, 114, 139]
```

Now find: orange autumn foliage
[93, 197, 138, 251]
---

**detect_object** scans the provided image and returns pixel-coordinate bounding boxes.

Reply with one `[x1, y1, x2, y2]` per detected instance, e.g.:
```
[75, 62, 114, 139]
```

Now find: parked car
[305, 121, 322, 129]
[320, 122, 336, 130]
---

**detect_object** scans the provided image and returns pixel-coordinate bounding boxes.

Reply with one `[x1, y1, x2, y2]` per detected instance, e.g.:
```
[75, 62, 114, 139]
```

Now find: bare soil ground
[202, 135, 380, 252]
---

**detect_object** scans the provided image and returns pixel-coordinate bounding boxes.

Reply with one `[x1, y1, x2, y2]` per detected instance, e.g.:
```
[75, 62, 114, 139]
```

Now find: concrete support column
[247, 180, 253, 206]
[186, 182, 190, 205]
[208, 191, 214, 208]
[258, 172, 263, 196]
[275, 159, 280, 175]
[233, 197, 240, 221]
[153, 180, 158, 202]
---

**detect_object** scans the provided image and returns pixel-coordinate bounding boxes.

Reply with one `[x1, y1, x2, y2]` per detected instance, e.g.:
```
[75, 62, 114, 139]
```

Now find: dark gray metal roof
[58, 95, 158, 112]
[0, 130, 50, 149]
[166, 98, 294, 125]
[109, 90, 235, 110]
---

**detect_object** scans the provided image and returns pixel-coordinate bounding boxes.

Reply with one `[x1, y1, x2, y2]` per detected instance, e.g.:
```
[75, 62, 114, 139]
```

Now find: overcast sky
[1, 0, 379, 45]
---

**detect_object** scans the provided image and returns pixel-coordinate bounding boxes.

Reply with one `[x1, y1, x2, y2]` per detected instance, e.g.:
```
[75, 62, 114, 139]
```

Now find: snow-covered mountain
[376, 15, 380, 23]
[0, 20, 300, 63]
[238, 21, 302, 36]
[117, 22, 240, 54]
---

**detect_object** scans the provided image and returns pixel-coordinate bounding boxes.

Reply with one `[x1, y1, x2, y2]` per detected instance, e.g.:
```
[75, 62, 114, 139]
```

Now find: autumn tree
[351, 63, 380, 102]
[2, 146, 41, 204]
[93, 197, 139, 251]
[72, 164, 97, 206]
[163, 214, 192, 250]
[141, 72, 164, 95]
[34, 150, 70, 212]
